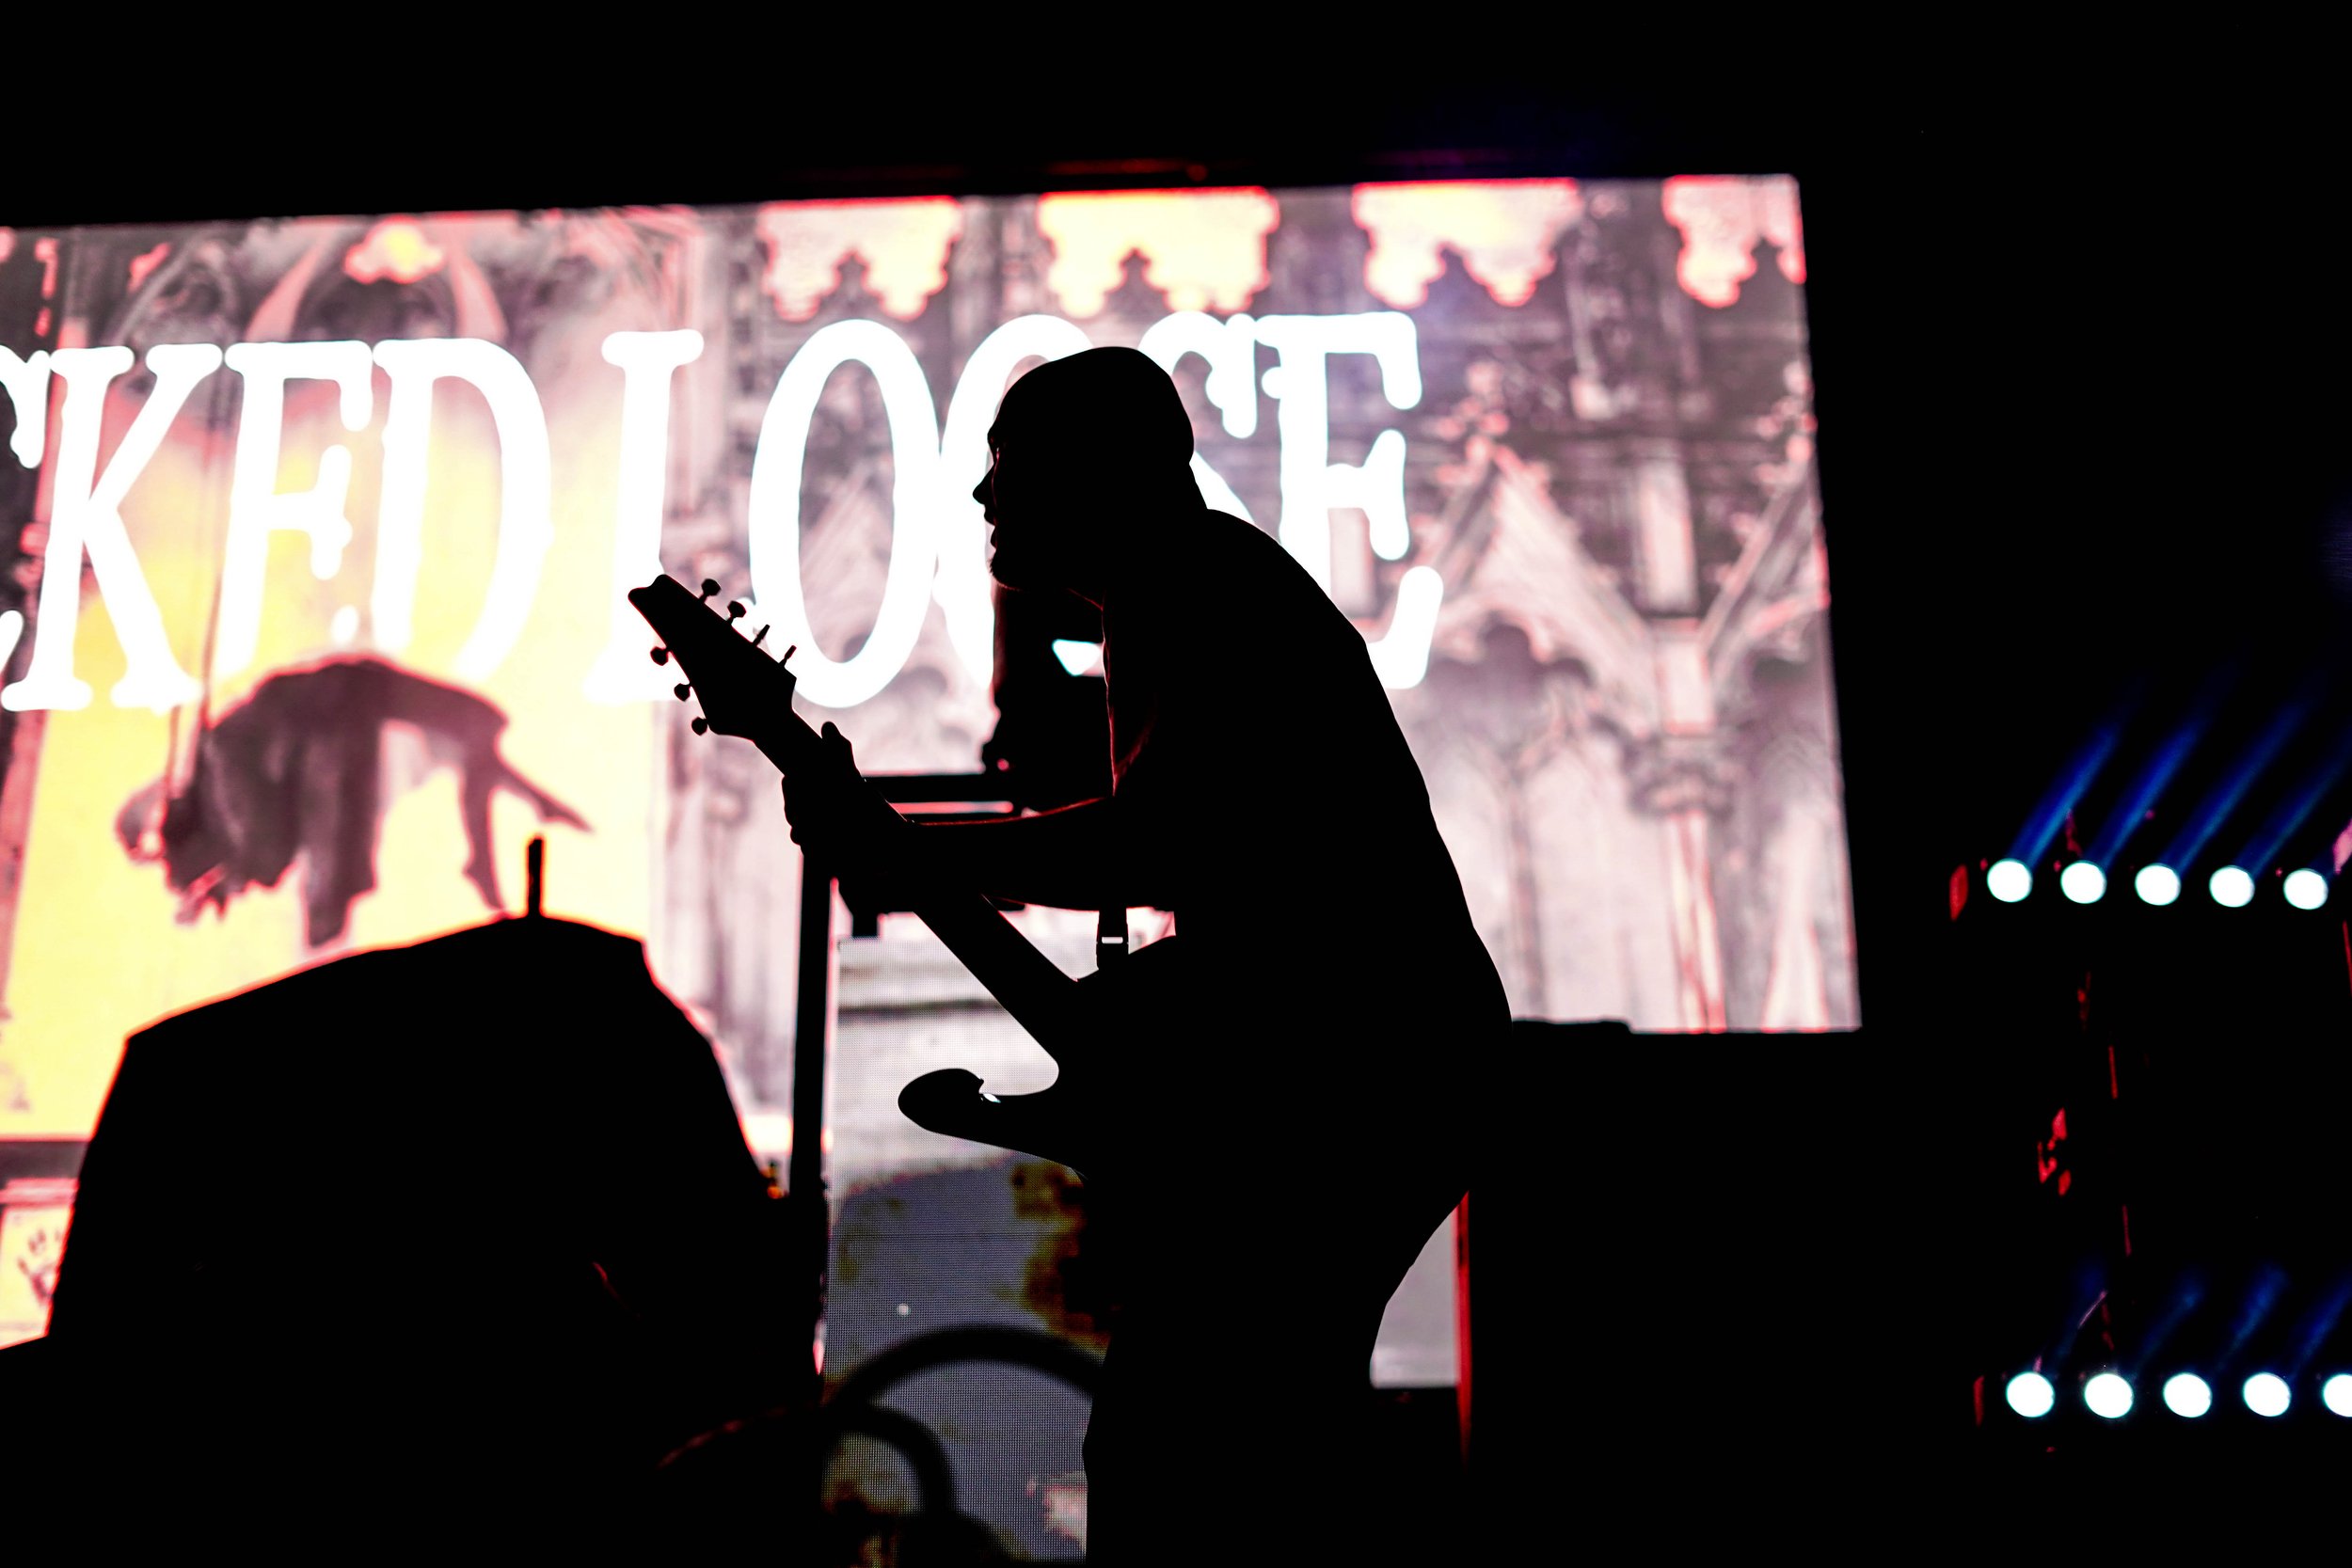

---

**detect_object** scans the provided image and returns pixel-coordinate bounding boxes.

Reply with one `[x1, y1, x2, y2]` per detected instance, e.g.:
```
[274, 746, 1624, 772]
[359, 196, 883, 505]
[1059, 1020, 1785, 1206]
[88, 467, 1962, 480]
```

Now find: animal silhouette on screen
[116, 657, 586, 946]
[751, 348, 1508, 1563]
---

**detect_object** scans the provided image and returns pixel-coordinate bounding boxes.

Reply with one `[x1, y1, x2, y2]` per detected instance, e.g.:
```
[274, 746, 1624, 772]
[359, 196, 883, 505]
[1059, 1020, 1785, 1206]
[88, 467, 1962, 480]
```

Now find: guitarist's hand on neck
[781, 721, 921, 916]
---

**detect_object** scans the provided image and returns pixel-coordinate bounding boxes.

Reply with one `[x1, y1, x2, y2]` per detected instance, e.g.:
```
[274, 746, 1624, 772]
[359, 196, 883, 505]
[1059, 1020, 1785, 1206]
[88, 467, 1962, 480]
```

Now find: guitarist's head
[977, 346, 1200, 604]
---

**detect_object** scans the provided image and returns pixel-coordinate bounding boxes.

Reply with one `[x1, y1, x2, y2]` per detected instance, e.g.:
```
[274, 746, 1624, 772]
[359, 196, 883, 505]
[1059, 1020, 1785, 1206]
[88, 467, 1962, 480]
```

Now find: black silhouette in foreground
[0, 893, 1094, 1556]
[783, 347, 1510, 1562]
[116, 657, 585, 945]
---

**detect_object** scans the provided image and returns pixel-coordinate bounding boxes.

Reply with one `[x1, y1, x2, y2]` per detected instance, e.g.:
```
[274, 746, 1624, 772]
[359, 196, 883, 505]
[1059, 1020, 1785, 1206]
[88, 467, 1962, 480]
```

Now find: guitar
[628, 573, 1123, 1175]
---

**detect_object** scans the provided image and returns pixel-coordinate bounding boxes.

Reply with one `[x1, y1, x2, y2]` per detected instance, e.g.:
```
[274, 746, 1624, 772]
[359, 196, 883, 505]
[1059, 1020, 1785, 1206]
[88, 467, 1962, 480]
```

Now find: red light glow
[344, 218, 448, 286]
[125, 243, 169, 292]
[1352, 180, 1581, 309]
[2037, 1108, 2068, 1185]
[1035, 188, 1277, 317]
[1661, 177, 1804, 308]
[755, 198, 963, 323]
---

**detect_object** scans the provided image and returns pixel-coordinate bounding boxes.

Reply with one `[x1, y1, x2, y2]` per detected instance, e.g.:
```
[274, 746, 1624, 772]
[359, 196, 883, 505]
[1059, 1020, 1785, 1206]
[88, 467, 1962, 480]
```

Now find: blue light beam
[2280, 1276, 2352, 1383]
[2156, 689, 2321, 877]
[2086, 680, 2231, 868]
[2217, 1265, 2291, 1370]
[2009, 688, 2146, 870]
[2233, 722, 2352, 878]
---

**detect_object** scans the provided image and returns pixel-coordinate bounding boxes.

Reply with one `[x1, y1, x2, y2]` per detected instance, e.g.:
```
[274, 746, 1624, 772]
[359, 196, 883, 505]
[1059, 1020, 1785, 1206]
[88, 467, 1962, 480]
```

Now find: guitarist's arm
[780, 726, 1168, 912]
[916, 799, 1169, 911]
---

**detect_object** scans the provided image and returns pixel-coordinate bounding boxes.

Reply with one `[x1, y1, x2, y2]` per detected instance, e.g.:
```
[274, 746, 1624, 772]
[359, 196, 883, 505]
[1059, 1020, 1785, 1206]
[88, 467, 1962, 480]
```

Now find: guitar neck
[749, 711, 1082, 1056]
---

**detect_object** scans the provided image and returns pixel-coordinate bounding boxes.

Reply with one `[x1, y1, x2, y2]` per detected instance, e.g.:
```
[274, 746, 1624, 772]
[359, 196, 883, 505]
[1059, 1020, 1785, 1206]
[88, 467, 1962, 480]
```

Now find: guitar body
[898, 932, 1200, 1179]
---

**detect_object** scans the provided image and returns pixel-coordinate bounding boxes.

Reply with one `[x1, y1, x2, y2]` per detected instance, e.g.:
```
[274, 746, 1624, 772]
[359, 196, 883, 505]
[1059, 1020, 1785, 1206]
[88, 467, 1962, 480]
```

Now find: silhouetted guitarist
[783, 347, 1507, 1563]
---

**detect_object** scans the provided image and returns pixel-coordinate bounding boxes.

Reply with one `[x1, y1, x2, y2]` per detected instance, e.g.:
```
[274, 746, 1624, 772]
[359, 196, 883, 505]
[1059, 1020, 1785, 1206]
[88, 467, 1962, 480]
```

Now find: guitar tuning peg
[784, 644, 798, 664]
[699, 578, 721, 601]
[674, 682, 691, 702]
[691, 717, 708, 736]
[726, 600, 746, 621]
[650, 646, 670, 665]
[751, 624, 770, 648]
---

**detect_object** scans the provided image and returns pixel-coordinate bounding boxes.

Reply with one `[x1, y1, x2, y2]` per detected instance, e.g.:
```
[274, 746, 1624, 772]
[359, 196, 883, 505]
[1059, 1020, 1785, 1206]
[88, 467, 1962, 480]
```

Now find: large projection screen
[0, 180, 1850, 1538]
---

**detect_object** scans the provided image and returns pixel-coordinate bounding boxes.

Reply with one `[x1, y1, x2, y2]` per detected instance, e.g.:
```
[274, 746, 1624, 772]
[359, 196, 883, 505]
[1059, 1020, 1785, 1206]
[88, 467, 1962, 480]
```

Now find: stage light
[2284, 868, 2329, 911]
[2005, 1371, 2055, 1418]
[2135, 864, 2182, 906]
[1987, 860, 2033, 903]
[2162, 1372, 2213, 1418]
[2324, 1374, 2352, 1418]
[2084, 1371, 2133, 1418]
[2210, 866, 2256, 908]
[2059, 862, 2107, 904]
[2244, 1372, 2291, 1417]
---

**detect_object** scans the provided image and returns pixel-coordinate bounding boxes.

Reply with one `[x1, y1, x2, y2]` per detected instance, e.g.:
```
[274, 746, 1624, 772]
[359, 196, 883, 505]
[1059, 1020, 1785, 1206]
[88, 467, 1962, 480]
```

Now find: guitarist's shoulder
[1202, 506, 1281, 557]
[1118, 507, 1347, 658]
[1177, 508, 1329, 605]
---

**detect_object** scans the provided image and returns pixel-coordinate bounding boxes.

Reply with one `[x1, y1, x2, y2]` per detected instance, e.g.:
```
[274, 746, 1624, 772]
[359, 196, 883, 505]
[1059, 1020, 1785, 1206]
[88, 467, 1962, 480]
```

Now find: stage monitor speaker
[1463, 1023, 1929, 1531]
[24, 916, 805, 1509]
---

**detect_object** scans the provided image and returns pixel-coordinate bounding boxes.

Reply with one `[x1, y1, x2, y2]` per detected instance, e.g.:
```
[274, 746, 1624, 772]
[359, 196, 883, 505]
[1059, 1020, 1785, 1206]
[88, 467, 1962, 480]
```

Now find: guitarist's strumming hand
[780, 721, 922, 919]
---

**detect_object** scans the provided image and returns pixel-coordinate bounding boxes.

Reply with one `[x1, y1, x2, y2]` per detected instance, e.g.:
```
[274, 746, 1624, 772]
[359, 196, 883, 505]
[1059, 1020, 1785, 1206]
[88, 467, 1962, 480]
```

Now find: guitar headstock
[628, 575, 796, 740]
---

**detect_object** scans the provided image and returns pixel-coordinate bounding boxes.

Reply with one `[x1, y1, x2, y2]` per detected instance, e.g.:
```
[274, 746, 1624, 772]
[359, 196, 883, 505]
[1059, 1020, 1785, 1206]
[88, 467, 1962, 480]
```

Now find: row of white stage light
[2006, 1370, 2352, 1420]
[1985, 860, 2330, 910]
